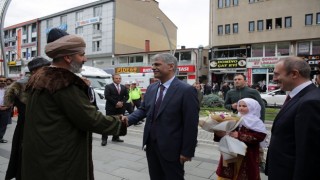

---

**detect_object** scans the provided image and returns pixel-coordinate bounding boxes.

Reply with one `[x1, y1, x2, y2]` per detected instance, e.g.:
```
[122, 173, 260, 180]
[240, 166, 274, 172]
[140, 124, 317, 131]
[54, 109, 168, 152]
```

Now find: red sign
[140, 65, 195, 73]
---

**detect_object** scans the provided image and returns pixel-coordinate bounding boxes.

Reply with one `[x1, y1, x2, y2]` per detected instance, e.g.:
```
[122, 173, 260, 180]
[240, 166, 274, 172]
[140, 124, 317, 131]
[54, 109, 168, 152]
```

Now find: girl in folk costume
[215, 98, 267, 180]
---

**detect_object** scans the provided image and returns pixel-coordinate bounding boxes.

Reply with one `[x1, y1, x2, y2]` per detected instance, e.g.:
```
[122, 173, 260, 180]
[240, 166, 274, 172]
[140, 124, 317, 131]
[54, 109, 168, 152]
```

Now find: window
[225, 24, 230, 34]
[76, 27, 83, 34]
[275, 18, 282, 29]
[277, 42, 290, 56]
[252, 44, 263, 57]
[317, 13, 320, 24]
[297, 42, 310, 55]
[129, 56, 143, 63]
[257, 20, 263, 31]
[233, 23, 238, 33]
[31, 37, 37, 42]
[249, 0, 254, 3]
[285, 16, 292, 28]
[93, 23, 101, 34]
[266, 19, 272, 30]
[305, 14, 313, 25]
[76, 11, 83, 21]
[61, 15, 67, 24]
[93, 40, 101, 52]
[265, 43, 276, 57]
[225, 0, 230, 7]
[22, 26, 27, 35]
[46, 19, 53, 29]
[312, 40, 320, 55]
[233, 0, 238, 6]
[22, 52, 26, 58]
[23, 39, 27, 44]
[31, 50, 37, 57]
[94, 6, 102, 17]
[218, 25, 223, 35]
[249, 21, 255, 32]
[218, 0, 223, 8]
[32, 23, 37, 33]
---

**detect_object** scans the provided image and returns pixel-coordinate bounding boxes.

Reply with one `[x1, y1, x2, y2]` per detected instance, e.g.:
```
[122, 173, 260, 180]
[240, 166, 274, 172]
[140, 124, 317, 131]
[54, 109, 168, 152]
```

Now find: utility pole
[0, 0, 12, 77]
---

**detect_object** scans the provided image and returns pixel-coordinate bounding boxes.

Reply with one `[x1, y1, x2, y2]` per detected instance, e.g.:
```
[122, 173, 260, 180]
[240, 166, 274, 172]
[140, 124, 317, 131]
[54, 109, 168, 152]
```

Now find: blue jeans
[0, 109, 11, 140]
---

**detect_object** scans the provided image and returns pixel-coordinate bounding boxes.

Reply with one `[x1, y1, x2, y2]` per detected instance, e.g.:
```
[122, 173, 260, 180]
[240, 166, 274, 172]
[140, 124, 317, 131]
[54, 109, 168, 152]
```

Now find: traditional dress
[215, 98, 267, 180]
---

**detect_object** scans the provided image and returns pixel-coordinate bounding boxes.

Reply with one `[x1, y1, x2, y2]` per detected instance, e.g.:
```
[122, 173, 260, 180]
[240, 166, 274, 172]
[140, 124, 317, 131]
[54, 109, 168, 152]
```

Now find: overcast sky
[4, 0, 209, 48]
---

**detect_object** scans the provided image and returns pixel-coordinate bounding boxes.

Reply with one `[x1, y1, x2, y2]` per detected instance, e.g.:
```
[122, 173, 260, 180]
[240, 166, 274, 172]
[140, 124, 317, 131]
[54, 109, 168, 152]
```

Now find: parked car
[260, 89, 287, 107]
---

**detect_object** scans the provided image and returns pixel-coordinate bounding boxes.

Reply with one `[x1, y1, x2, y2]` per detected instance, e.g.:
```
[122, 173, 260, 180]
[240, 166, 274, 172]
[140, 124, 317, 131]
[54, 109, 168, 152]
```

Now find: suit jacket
[266, 84, 320, 180]
[128, 77, 199, 161]
[104, 83, 128, 115]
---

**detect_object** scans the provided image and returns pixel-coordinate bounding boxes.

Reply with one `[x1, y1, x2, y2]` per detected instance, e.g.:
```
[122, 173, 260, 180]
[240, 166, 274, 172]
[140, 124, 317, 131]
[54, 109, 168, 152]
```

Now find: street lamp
[156, 17, 173, 55]
[197, 45, 204, 82]
[0, 0, 12, 77]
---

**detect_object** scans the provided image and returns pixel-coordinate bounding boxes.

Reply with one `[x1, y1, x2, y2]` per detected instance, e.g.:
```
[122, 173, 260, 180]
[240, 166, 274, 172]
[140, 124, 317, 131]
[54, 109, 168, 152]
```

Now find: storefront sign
[209, 59, 246, 69]
[299, 55, 320, 66]
[115, 67, 139, 73]
[140, 65, 195, 73]
[247, 57, 284, 68]
[75, 17, 100, 27]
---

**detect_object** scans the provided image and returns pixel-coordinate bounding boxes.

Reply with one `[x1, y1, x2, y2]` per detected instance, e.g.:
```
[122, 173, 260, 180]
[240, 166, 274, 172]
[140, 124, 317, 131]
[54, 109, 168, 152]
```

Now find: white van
[120, 73, 155, 93]
[80, 66, 112, 115]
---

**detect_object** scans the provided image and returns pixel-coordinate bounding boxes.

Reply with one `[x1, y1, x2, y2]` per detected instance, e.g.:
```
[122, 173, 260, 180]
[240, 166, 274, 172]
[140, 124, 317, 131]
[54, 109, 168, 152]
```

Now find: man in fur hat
[21, 28, 127, 180]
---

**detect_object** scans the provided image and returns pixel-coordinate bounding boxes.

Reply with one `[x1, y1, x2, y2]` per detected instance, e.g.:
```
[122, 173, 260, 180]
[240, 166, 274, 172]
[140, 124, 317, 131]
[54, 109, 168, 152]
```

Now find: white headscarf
[237, 98, 267, 135]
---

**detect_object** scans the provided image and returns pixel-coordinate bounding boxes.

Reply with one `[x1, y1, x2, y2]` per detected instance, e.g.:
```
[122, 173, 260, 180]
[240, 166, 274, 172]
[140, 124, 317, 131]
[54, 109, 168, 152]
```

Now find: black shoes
[112, 138, 124, 142]
[101, 140, 107, 146]
[0, 139, 8, 143]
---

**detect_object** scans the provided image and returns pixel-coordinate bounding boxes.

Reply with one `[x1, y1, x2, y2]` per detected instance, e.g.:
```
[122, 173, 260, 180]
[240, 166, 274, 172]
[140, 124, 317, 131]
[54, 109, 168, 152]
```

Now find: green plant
[201, 94, 224, 108]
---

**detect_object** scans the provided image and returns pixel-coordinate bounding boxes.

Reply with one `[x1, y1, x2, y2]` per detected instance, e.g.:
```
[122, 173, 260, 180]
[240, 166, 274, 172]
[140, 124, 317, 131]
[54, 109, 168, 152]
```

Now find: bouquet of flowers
[199, 111, 247, 162]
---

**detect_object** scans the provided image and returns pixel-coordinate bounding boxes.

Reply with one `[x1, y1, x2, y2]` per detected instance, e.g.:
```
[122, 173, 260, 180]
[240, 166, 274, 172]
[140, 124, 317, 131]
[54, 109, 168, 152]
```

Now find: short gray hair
[151, 53, 178, 72]
[279, 56, 310, 79]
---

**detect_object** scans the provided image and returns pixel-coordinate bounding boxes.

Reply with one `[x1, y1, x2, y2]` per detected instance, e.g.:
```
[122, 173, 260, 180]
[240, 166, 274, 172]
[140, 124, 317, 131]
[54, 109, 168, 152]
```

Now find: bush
[202, 94, 224, 108]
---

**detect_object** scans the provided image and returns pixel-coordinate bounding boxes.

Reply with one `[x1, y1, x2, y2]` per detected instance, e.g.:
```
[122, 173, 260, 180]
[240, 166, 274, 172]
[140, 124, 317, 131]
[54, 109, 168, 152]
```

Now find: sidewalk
[0, 118, 269, 180]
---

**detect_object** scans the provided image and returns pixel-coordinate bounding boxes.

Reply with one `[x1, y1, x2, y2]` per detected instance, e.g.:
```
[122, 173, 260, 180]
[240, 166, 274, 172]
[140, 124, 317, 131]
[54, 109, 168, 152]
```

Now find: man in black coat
[266, 57, 320, 180]
[101, 74, 129, 146]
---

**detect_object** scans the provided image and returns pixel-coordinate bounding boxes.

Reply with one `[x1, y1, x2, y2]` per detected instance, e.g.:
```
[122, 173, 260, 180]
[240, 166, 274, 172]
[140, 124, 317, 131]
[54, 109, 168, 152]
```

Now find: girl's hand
[229, 131, 239, 138]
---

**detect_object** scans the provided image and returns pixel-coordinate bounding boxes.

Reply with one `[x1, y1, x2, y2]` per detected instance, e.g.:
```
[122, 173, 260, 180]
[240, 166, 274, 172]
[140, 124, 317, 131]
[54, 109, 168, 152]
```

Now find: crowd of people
[1, 28, 320, 180]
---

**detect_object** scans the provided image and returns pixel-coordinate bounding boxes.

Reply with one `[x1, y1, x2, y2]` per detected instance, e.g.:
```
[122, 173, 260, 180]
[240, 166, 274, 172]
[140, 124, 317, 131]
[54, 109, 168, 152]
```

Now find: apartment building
[209, 0, 320, 89]
[3, 0, 177, 77]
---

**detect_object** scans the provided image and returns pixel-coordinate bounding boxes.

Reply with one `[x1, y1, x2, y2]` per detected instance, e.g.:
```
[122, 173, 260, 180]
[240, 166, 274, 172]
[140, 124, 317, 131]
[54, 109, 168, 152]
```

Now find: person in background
[0, 76, 11, 144]
[5, 78, 14, 125]
[129, 80, 143, 125]
[193, 82, 203, 107]
[316, 62, 320, 87]
[266, 57, 320, 180]
[4, 57, 51, 180]
[21, 28, 126, 180]
[101, 74, 128, 146]
[215, 98, 267, 180]
[124, 81, 133, 115]
[124, 53, 199, 179]
[221, 82, 230, 100]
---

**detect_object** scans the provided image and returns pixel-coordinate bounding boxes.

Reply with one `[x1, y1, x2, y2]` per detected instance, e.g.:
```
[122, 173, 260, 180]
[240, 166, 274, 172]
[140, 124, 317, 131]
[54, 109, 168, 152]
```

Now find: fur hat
[28, 56, 51, 72]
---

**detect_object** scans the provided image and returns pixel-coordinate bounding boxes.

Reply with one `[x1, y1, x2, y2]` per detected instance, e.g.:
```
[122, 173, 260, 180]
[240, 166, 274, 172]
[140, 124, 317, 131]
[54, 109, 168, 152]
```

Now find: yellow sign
[115, 67, 139, 73]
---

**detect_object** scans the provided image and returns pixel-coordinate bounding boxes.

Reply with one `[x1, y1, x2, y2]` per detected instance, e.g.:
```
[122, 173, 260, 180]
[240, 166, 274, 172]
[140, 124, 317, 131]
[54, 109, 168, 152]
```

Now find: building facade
[3, 0, 177, 78]
[209, 0, 320, 90]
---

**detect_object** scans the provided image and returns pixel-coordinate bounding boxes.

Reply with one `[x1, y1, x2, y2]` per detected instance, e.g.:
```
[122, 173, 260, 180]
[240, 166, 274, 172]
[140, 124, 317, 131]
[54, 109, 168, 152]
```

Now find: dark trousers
[0, 109, 11, 140]
[102, 112, 123, 141]
[146, 139, 184, 180]
[132, 99, 141, 110]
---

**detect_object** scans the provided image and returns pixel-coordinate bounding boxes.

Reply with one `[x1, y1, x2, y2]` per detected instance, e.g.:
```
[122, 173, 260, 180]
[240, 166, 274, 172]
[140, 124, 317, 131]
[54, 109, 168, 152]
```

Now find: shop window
[218, 0, 223, 8]
[252, 44, 263, 57]
[225, 24, 230, 34]
[277, 42, 290, 56]
[285, 16, 292, 28]
[119, 57, 128, 64]
[218, 25, 223, 35]
[305, 14, 313, 25]
[297, 42, 310, 55]
[249, 21, 255, 32]
[180, 52, 192, 61]
[266, 19, 272, 30]
[275, 18, 282, 29]
[265, 43, 276, 57]
[257, 20, 263, 31]
[312, 40, 320, 55]
[233, 23, 238, 33]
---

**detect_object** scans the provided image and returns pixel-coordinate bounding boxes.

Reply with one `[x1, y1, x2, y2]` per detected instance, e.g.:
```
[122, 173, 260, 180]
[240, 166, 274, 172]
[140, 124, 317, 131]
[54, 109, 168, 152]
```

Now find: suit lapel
[272, 84, 316, 131]
[156, 78, 179, 119]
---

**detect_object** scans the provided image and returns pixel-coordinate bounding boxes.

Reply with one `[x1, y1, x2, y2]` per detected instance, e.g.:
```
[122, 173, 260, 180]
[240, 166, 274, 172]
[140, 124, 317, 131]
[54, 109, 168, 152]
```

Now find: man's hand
[115, 101, 123, 108]
[180, 155, 191, 165]
[214, 130, 226, 137]
[231, 103, 238, 110]
[121, 116, 129, 127]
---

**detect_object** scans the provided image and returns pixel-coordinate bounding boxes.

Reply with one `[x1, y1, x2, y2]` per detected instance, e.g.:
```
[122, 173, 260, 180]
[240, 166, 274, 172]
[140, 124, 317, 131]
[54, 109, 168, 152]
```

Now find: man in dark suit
[266, 57, 320, 180]
[123, 53, 199, 180]
[101, 74, 128, 146]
